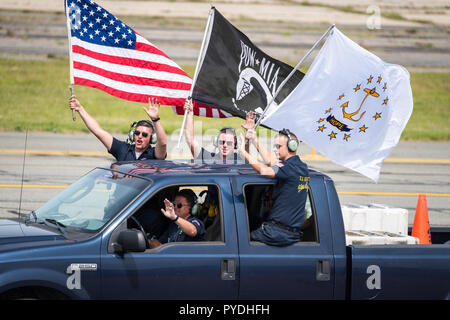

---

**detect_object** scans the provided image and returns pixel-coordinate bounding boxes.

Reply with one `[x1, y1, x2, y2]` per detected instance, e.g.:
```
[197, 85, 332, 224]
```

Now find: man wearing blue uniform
[148, 189, 206, 248]
[239, 128, 309, 246]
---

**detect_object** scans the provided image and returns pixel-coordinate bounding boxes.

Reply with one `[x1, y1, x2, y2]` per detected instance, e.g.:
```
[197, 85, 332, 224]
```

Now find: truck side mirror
[113, 229, 147, 253]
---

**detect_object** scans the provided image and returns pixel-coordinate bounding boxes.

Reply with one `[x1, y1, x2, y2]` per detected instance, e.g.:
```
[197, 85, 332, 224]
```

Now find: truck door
[232, 176, 335, 299]
[100, 177, 239, 299]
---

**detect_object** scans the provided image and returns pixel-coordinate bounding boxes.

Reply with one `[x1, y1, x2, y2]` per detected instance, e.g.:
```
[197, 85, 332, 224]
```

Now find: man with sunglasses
[238, 128, 309, 246]
[69, 97, 167, 161]
[148, 189, 206, 248]
[183, 98, 253, 163]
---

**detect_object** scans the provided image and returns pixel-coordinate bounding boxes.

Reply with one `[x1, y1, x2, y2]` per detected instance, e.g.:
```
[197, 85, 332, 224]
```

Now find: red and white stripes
[71, 34, 192, 107]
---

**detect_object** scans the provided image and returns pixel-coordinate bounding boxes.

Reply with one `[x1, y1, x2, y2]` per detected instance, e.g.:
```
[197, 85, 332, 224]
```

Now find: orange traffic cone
[411, 194, 432, 244]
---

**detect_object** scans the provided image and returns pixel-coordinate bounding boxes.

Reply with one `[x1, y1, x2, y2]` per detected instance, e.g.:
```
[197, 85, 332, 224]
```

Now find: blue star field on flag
[67, 0, 136, 49]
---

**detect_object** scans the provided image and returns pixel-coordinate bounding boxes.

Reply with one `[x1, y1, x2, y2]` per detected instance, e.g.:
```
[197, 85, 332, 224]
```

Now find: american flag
[65, 0, 231, 117]
[171, 104, 232, 118]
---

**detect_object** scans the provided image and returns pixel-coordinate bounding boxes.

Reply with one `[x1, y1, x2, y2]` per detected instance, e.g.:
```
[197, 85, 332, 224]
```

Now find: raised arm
[238, 133, 276, 178]
[184, 98, 202, 158]
[160, 199, 198, 237]
[143, 98, 167, 160]
[241, 111, 255, 154]
[241, 111, 277, 165]
[245, 128, 278, 166]
[69, 97, 113, 151]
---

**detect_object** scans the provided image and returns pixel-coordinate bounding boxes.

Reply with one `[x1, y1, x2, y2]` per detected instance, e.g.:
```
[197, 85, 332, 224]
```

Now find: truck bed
[347, 227, 450, 300]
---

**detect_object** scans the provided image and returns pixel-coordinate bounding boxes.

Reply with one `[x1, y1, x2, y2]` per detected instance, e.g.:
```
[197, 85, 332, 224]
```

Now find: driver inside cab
[148, 189, 206, 248]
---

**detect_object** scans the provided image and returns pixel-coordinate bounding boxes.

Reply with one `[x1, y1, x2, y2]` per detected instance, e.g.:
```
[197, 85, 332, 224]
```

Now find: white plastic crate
[345, 230, 419, 246]
[341, 203, 409, 235]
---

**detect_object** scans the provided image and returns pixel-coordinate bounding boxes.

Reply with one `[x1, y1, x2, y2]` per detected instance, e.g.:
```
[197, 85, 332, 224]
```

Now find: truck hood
[0, 219, 65, 246]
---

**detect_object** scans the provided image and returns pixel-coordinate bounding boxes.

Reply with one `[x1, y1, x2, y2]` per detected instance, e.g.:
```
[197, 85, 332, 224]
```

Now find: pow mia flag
[191, 8, 304, 119]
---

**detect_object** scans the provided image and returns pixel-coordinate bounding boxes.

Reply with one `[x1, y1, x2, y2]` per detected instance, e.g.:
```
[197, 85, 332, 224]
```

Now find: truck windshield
[33, 168, 150, 233]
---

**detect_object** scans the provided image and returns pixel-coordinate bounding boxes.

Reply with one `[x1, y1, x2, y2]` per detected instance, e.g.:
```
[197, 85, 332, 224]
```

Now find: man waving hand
[69, 97, 167, 161]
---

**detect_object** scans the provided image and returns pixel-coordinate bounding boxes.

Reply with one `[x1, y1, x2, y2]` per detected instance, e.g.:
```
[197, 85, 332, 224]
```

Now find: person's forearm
[175, 216, 197, 237]
[242, 149, 275, 178]
[245, 140, 250, 154]
[148, 239, 162, 248]
[77, 106, 113, 150]
[153, 120, 167, 159]
[184, 110, 200, 157]
[77, 106, 100, 133]
[253, 138, 278, 166]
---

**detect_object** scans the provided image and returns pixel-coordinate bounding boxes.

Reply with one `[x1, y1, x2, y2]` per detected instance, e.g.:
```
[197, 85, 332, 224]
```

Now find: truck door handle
[316, 259, 331, 281]
[221, 259, 235, 280]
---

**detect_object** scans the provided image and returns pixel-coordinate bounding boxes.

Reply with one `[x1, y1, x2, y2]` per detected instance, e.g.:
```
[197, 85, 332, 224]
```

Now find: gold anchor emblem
[340, 87, 379, 122]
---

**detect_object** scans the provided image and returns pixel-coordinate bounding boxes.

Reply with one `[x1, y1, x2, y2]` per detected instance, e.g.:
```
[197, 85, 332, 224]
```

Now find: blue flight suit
[250, 155, 309, 246]
[159, 216, 206, 244]
[108, 137, 156, 161]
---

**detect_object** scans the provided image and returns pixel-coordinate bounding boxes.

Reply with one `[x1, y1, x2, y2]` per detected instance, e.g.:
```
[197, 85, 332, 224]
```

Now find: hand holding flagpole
[177, 7, 215, 149]
[69, 85, 76, 121]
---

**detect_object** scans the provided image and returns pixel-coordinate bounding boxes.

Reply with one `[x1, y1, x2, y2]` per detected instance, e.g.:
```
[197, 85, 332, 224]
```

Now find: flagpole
[253, 24, 335, 130]
[65, 0, 76, 121]
[177, 7, 215, 149]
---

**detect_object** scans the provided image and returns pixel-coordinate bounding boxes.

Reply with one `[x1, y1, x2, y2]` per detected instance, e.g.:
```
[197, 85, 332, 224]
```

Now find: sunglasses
[134, 130, 149, 138]
[172, 202, 189, 208]
[218, 140, 234, 146]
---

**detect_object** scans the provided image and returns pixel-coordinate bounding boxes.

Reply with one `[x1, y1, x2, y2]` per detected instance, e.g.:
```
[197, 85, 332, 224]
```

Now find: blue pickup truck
[0, 160, 449, 300]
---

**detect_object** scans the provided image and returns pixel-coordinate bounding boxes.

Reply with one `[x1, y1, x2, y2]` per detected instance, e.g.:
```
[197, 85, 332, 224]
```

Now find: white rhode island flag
[262, 27, 413, 182]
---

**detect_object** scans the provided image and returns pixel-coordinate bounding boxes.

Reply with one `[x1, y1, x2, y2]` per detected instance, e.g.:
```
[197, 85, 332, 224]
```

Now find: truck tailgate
[348, 245, 450, 300]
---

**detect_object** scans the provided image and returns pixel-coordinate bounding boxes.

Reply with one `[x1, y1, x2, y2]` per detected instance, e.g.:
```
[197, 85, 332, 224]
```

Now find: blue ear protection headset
[279, 128, 298, 152]
[128, 120, 157, 145]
